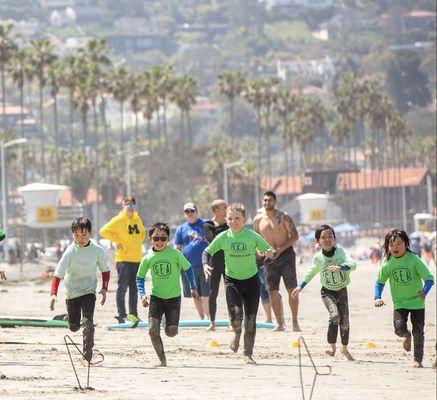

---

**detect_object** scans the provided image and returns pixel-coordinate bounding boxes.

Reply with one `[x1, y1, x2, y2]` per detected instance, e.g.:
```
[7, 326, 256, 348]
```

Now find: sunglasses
[151, 236, 168, 242]
[184, 209, 196, 214]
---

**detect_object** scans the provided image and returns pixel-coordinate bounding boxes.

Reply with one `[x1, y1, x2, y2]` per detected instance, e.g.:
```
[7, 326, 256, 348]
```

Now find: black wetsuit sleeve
[202, 250, 212, 267]
[203, 221, 215, 243]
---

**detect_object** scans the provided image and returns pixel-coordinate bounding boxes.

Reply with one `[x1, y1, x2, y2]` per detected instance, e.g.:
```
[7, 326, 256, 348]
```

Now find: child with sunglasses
[136, 222, 199, 366]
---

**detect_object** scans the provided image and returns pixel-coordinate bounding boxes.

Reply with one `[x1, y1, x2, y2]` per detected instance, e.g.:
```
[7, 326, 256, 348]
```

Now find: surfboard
[0, 316, 68, 328]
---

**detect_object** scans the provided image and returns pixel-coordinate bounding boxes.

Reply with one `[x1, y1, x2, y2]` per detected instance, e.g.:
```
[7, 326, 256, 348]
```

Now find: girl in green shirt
[374, 229, 434, 367]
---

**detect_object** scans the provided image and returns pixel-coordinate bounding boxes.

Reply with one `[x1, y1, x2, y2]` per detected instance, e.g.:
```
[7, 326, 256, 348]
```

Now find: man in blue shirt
[174, 202, 210, 320]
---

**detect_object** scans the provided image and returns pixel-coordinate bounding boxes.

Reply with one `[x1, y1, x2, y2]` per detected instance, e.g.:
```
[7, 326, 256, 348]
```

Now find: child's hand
[291, 287, 301, 299]
[99, 289, 107, 305]
[141, 295, 149, 308]
[265, 248, 277, 259]
[418, 290, 426, 299]
[327, 265, 340, 272]
[203, 264, 213, 279]
[50, 295, 57, 311]
[191, 289, 200, 301]
[374, 299, 385, 307]
[0, 270, 6, 280]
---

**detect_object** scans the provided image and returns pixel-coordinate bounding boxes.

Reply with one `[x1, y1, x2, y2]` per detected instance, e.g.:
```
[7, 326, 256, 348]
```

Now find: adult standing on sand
[100, 196, 146, 324]
[254, 191, 300, 331]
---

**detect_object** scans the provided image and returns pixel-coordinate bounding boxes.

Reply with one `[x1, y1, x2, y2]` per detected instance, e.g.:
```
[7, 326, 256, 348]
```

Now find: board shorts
[264, 246, 297, 291]
[181, 265, 210, 298]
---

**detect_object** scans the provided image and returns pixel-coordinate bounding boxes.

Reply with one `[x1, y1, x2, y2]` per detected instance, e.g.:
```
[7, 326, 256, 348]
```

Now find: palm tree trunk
[39, 81, 46, 179]
[93, 102, 100, 235]
[230, 98, 234, 143]
[69, 96, 74, 175]
[1, 64, 6, 134]
[20, 82, 26, 184]
[179, 109, 184, 142]
[134, 111, 138, 142]
[53, 95, 60, 183]
[147, 117, 152, 150]
[163, 100, 168, 148]
[283, 134, 290, 202]
[187, 110, 193, 145]
[81, 112, 88, 163]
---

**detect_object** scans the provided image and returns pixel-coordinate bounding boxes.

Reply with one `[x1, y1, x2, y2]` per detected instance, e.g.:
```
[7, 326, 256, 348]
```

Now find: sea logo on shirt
[323, 259, 346, 286]
[152, 261, 172, 277]
[231, 242, 247, 252]
[392, 267, 411, 284]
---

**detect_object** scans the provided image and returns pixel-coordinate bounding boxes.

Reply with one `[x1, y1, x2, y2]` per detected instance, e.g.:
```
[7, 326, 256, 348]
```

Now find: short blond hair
[227, 202, 246, 217]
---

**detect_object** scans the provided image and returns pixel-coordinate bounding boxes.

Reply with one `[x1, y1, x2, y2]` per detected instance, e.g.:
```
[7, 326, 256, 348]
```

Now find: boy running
[374, 229, 434, 367]
[203, 203, 274, 364]
[50, 218, 110, 364]
[292, 225, 356, 360]
[136, 222, 199, 367]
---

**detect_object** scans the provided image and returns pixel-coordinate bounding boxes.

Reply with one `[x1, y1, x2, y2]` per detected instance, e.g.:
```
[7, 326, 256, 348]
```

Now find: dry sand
[0, 256, 435, 400]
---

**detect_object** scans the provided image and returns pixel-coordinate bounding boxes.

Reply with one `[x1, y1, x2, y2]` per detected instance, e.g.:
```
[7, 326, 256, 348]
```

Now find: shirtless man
[254, 191, 300, 331]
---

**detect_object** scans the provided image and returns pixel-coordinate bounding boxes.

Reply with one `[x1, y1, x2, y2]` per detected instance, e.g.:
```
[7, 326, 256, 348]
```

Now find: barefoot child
[136, 222, 199, 366]
[50, 218, 110, 364]
[374, 229, 434, 367]
[292, 225, 356, 360]
[202, 202, 275, 364]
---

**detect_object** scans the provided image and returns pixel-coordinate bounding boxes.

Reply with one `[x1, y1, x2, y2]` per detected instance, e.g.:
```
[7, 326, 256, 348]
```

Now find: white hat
[183, 202, 197, 212]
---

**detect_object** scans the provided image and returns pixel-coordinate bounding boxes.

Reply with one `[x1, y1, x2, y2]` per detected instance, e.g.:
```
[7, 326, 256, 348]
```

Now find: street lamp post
[1, 138, 28, 263]
[223, 160, 243, 204]
[125, 150, 150, 195]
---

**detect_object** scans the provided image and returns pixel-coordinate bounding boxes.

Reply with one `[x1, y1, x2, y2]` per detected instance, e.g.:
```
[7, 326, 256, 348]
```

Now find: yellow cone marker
[291, 341, 301, 348]
[209, 340, 220, 347]
[362, 342, 377, 349]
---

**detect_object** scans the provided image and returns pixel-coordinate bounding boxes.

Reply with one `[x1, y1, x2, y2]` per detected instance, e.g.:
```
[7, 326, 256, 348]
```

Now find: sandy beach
[0, 255, 435, 400]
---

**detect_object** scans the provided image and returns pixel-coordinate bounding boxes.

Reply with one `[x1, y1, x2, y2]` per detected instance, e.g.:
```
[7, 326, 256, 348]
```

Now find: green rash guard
[204, 227, 271, 280]
[377, 251, 434, 310]
[303, 247, 356, 291]
[137, 247, 191, 299]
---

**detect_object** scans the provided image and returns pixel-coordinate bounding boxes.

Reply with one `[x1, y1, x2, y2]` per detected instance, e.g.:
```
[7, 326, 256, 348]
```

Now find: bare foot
[292, 322, 301, 332]
[244, 355, 257, 364]
[273, 323, 286, 332]
[403, 333, 412, 352]
[432, 358, 436, 369]
[325, 344, 336, 357]
[206, 323, 215, 332]
[413, 361, 423, 368]
[340, 346, 355, 361]
[157, 358, 167, 367]
[230, 332, 241, 353]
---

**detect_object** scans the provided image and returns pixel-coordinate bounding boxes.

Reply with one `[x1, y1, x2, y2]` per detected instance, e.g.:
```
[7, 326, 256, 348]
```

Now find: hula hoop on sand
[105, 319, 276, 329]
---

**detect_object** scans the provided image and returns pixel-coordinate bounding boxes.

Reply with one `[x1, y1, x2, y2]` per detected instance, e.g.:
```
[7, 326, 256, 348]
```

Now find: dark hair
[123, 196, 136, 204]
[149, 222, 170, 237]
[71, 217, 92, 233]
[263, 191, 276, 201]
[382, 229, 411, 260]
[315, 224, 336, 241]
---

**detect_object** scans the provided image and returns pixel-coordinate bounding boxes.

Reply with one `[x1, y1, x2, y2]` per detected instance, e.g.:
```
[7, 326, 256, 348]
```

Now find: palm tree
[129, 72, 144, 142]
[47, 61, 62, 183]
[140, 70, 159, 150]
[150, 65, 175, 148]
[29, 38, 57, 179]
[8, 48, 29, 183]
[0, 23, 18, 136]
[170, 75, 198, 144]
[216, 71, 245, 143]
[273, 90, 300, 201]
[107, 66, 132, 169]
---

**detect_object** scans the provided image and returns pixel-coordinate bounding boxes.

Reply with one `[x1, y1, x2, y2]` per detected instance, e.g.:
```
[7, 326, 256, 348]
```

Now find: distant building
[114, 18, 160, 35]
[264, 0, 333, 9]
[276, 56, 335, 80]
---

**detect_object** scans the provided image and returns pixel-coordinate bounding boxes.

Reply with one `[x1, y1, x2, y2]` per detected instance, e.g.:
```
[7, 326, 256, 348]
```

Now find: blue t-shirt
[174, 219, 208, 267]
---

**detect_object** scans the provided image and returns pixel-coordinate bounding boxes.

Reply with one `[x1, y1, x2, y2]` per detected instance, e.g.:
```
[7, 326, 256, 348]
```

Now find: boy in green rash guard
[374, 229, 434, 368]
[202, 202, 275, 365]
[136, 222, 199, 367]
[292, 225, 356, 361]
